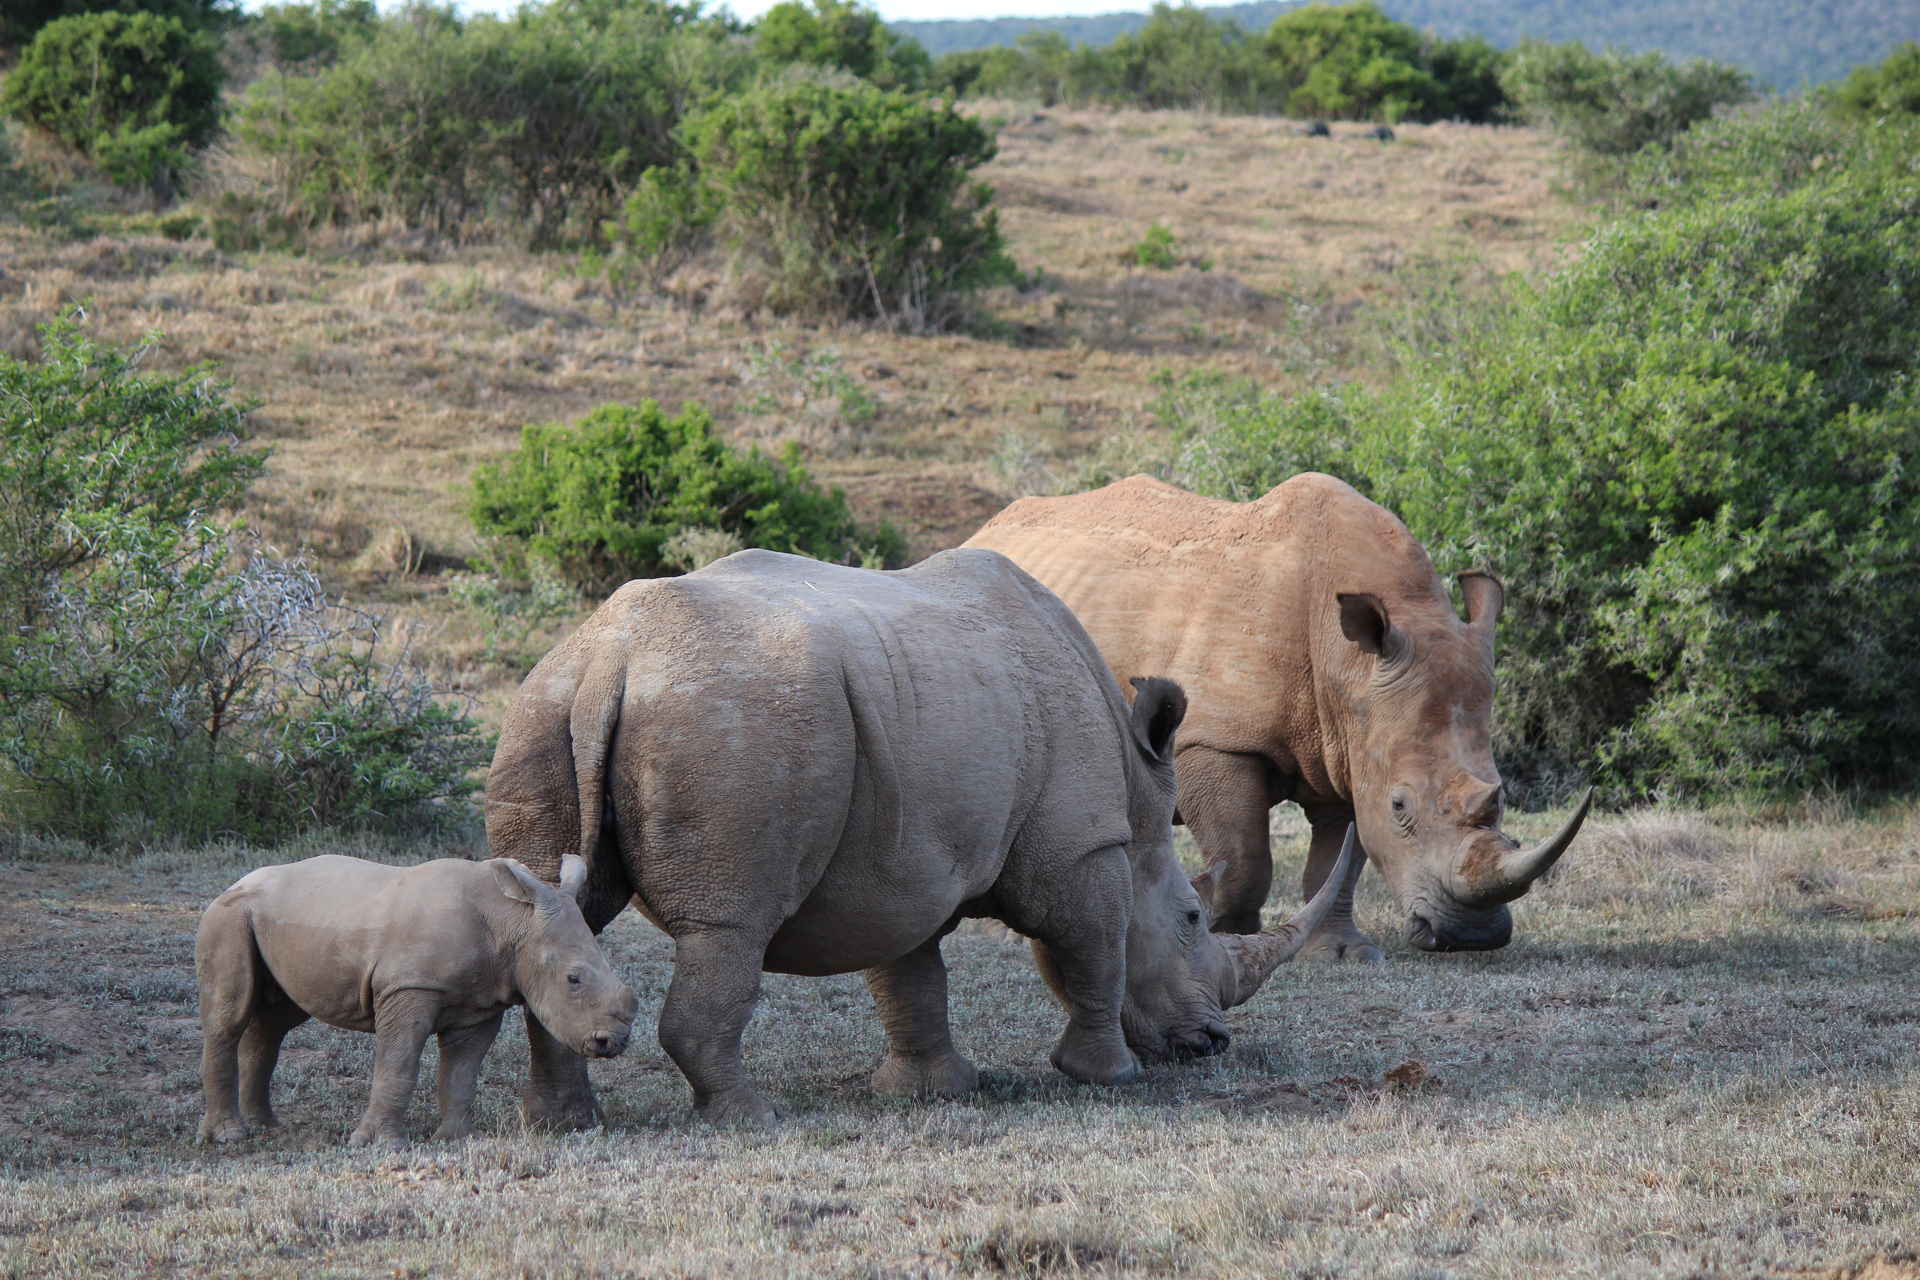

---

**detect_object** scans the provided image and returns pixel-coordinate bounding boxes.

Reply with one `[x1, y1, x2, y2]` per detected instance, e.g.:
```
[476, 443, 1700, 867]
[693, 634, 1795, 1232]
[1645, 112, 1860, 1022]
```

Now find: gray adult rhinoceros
[485, 547, 1355, 1129]
[965, 473, 1591, 960]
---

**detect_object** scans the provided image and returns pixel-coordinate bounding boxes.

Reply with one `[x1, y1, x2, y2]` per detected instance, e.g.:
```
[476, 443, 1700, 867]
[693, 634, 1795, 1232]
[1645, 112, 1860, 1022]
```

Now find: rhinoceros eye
[1185, 909, 1201, 926]
[567, 972, 582, 986]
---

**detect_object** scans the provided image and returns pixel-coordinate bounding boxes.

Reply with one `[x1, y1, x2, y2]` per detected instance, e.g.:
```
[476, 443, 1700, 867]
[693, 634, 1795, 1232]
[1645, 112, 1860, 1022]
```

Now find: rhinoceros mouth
[1167, 1026, 1231, 1061]
[1408, 911, 1512, 952]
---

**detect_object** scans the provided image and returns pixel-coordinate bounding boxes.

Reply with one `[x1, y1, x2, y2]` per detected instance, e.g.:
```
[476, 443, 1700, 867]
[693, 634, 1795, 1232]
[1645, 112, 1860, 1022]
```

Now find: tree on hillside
[1825, 40, 1920, 119]
[1260, 2, 1442, 121]
[754, 0, 931, 90]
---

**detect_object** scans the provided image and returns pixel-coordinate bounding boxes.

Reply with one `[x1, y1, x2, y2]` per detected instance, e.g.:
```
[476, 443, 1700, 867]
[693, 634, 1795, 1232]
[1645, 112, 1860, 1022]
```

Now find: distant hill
[890, 0, 1914, 92]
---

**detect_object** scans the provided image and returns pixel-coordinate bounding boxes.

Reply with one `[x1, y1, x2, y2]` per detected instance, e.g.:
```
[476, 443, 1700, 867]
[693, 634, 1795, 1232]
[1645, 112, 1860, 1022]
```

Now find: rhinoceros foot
[1296, 924, 1386, 966]
[1050, 1028, 1141, 1087]
[518, 1082, 599, 1133]
[197, 1116, 252, 1145]
[346, 1124, 409, 1151]
[696, 1087, 778, 1129]
[871, 1050, 980, 1099]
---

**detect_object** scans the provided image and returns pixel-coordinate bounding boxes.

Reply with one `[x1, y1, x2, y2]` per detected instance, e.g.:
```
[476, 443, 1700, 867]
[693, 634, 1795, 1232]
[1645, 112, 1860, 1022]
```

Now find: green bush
[243, 0, 377, 69]
[1825, 41, 1920, 121]
[0, 0, 237, 54]
[230, 1, 750, 246]
[674, 77, 1014, 328]
[0, 10, 225, 193]
[468, 401, 905, 596]
[1154, 149, 1920, 801]
[754, 0, 931, 90]
[0, 315, 490, 844]
[1500, 40, 1753, 156]
[1262, 2, 1441, 123]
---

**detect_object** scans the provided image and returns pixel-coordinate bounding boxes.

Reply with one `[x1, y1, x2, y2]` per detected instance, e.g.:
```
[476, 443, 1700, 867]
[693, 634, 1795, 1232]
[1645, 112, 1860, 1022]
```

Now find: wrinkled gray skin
[196, 853, 637, 1148]
[485, 548, 1355, 1130]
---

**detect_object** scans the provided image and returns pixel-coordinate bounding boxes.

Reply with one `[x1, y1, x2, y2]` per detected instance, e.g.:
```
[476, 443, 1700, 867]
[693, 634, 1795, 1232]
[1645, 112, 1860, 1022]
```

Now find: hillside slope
[892, 0, 1909, 92]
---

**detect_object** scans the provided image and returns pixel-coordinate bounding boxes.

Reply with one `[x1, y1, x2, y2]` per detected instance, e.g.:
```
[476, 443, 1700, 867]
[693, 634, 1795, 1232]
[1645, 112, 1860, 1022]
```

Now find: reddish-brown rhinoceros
[965, 472, 1591, 960]
[485, 547, 1357, 1129]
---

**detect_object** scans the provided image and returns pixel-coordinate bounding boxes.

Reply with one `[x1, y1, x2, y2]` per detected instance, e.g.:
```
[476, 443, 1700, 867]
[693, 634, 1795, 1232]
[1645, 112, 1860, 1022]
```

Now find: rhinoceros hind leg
[866, 936, 979, 1098]
[1296, 808, 1384, 964]
[659, 926, 778, 1128]
[196, 903, 266, 1144]
[1178, 749, 1277, 935]
[237, 998, 309, 1130]
[521, 1009, 600, 1132]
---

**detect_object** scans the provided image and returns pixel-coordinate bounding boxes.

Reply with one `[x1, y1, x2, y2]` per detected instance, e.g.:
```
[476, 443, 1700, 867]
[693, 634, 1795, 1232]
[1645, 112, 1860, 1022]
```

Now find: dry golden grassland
[5, 107, 1919, 1276]
[2, 803, 1918, 1276]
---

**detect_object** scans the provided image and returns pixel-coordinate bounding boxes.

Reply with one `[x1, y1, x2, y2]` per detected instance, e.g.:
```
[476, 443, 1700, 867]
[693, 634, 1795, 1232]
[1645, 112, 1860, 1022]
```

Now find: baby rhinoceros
[195, 852, 636, 1148]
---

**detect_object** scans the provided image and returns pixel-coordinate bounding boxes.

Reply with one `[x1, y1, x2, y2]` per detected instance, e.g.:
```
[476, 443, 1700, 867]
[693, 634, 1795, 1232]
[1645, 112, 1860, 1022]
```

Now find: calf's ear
[491, 858, 546, 905]
[1127, 676, 1187, 765]
[559, 853, 590, 905]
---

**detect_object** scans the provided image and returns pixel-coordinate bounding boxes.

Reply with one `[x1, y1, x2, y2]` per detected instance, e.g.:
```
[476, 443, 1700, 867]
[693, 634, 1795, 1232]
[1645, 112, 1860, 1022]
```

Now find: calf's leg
[521, 1011, 599, 1132]
[866, 934, 978, 1098]
[432, 1014, 504, 1142]
[349, 989, 438, 1149]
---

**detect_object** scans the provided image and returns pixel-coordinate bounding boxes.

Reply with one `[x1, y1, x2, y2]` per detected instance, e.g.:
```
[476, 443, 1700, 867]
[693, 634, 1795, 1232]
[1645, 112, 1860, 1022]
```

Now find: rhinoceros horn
[1459, 787, 1594, 906]
[1218, 825, 1362, 1007]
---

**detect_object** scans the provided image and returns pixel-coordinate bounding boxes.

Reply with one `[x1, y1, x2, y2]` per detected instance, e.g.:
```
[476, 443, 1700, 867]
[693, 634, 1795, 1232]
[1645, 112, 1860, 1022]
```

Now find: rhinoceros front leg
[348, 989, 437, 1149]
[1297, 806, 1384, 964]
[1030, 845, 1140, 1086]
[865, 935, 979, 1099]
[1179, 748, 1277, 936]
[432, 1014, 504, 1142]
[521, 1009, 600, 1132]
[658, 926, 777, 1127]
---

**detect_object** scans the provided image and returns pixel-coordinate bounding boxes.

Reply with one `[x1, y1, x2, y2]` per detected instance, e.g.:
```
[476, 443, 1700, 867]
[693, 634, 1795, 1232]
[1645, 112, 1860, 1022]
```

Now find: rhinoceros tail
[569, 650, 628, 868]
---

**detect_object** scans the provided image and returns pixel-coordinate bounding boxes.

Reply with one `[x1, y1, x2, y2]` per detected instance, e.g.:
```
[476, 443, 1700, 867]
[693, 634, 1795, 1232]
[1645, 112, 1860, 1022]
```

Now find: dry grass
[2, 802, 1918, 1276]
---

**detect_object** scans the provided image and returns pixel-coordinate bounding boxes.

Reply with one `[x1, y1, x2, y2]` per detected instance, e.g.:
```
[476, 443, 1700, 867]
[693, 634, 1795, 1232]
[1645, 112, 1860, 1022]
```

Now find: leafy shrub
[1154, 154, 1920, 801]
[229, 1, 749, 246]
[1129, 223, 1209, 270]
[242, 0, 377, 69]
[468, 401, 904, 596]
[0, 11, 225, 193]
[1825, 41, 1920, 121]
[1426, 35, 1510, 124]
[0, 315, 489, 844]
[674, 76, 1014, 328]
[754, 0, 930, 90]
[0, 0, 236, 54]
[1500, 40, 1752, 156]
[1262, 2, 1441, 123]
[1623, 98, 1920, 211]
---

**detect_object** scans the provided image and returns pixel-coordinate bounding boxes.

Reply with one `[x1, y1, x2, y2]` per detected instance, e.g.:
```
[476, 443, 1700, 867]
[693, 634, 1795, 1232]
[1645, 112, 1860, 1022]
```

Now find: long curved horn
[1462, 787, 1593, 906]
[1220, 825, 1361, 1008]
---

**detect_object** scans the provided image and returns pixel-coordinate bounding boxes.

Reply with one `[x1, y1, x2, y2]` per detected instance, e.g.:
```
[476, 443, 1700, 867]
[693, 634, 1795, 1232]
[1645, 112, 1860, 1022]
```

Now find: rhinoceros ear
[1190, 863, 1221, 924]
[490, 858, 546, 906]
[1336, 591, 1402, 661]
[1456, 571, 1503, 650]
[1127, 676, 1187, 765]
